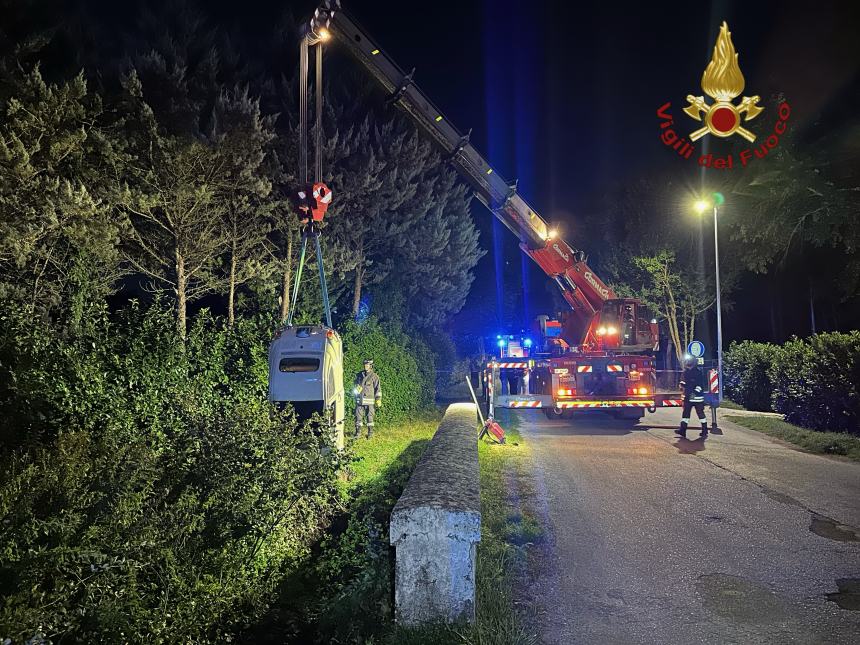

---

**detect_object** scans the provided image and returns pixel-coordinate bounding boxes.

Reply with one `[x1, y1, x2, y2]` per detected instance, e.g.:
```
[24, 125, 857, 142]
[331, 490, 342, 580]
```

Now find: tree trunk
[228, 249, 237, 327]
[809, 282, 816, 334]
[228, 227, 237, 327]
[280, 235, 293, 322]
[176, 249, 187, 340]
[687, 312, 695, 356]
[351, 260, 364, 318]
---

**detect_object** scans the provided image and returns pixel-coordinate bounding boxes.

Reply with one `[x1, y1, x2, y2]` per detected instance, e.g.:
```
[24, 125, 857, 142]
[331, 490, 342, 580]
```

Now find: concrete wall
[389, 402, 481, 625]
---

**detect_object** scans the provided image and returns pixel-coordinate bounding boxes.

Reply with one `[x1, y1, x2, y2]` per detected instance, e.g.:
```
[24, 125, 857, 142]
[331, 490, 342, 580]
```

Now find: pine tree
[390, 171, 483, 327]
[209, 88, 276, 325]
[115, 71, 232, 338]
[0, 66, 123, 319]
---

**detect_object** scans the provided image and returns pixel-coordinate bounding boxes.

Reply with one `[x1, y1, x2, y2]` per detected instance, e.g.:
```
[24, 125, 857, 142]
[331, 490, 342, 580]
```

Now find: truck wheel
[544, 407, 565, 419]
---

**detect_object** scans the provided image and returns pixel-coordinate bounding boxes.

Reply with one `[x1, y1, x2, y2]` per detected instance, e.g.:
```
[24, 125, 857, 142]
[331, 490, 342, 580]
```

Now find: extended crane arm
[307, 2, 615, 328]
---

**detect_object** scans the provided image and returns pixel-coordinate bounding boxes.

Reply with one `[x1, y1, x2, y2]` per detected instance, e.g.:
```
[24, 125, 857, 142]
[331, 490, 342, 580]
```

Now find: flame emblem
[683, 22, 762, 142]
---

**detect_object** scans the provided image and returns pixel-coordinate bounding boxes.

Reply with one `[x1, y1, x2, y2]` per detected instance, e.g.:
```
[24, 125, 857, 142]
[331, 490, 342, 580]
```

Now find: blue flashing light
[498, 339, 506, 348]
[524, 338, 533, 348]
[496, 334, 502, 339]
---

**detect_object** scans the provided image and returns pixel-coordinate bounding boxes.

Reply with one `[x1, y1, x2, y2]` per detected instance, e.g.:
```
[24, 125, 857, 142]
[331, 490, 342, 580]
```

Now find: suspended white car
[268, 325, 345, 450]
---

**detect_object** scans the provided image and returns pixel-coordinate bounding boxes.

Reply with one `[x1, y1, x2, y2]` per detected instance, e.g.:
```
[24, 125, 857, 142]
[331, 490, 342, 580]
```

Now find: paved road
[510, 407, 860, 644]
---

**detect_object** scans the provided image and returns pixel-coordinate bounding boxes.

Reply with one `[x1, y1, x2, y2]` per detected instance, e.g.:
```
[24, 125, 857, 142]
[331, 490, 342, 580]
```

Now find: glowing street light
[693, 192, 725, 404]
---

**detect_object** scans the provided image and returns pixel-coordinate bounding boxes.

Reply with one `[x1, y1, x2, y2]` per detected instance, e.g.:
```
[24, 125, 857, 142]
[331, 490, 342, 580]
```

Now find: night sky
[324, 0, 859, 344]
[46, 0, 860, 344]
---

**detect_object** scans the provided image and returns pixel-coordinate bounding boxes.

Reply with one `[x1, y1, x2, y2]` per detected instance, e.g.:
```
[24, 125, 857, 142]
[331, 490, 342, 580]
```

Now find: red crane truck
[303, 2, 689, 420]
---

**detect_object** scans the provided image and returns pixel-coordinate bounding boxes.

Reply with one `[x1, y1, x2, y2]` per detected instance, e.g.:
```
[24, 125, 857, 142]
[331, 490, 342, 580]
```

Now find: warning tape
[661, 399, 683, 406]
[607, 364, 623, 372]
[577, 365, 592, 373]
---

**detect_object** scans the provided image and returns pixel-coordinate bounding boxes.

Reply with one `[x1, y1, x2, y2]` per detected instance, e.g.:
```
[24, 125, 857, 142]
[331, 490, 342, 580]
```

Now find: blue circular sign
[688, 340, 705, 358]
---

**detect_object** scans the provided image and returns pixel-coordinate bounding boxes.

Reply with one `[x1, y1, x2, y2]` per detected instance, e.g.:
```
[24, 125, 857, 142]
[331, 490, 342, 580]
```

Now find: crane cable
[288, 35, 332, 329]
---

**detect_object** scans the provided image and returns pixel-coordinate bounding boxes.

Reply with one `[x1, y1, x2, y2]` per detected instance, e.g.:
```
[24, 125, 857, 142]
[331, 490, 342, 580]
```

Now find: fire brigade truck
[302, 2, 693, 420]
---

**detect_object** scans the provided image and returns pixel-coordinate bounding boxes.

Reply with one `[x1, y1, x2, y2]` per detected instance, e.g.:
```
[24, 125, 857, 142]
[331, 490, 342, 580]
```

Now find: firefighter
[675, 356, 708, 439]
[353, 358, 382, 439]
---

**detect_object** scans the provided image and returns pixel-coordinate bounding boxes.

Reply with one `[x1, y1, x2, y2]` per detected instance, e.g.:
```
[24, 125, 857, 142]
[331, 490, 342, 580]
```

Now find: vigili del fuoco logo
[657, 21, 791, 169]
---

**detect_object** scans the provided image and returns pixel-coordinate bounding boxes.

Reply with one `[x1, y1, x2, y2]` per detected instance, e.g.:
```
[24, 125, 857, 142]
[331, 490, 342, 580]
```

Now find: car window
[279, 357, 320, 373]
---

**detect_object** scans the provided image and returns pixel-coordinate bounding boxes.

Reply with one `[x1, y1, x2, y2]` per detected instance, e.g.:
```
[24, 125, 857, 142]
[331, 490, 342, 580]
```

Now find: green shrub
[341, 317, 431, 421]
[409, 334, 437, 407]
[421, 330, 459, 396]
[769, 332, 860, 434]
[0, 303, 343, 643]
[723, 340, 777, 411]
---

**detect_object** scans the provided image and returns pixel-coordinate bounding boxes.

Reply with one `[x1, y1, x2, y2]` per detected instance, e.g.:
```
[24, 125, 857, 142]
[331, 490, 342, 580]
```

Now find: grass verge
[472, 412, 541, 643]
[718, 398, 746, 411]
[247, 410, 440, 644]
[258, 406, 541, 644]
[348, 411, 442, 488]
[726, 415, 860, 461]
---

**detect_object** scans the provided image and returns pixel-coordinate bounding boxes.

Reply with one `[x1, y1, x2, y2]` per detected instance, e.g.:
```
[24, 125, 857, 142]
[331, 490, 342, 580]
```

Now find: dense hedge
[770, 332, 860, 434]
[340, 317, 434, 422]
[724, 332, 860, 433]
[723, 340, 777, 411]
[0, 304, 344, 643]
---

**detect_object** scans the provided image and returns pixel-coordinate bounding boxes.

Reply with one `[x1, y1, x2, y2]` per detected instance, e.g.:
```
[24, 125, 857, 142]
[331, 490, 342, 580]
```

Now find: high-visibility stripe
[662, 399, 683, 406]
[607, 364, 623, 372]
[577, 365, 592, 373]
[496, 362, 528, 368]
[509, 400, 542, 408]
[555, 400, 655, 409]
[708, 369, 719, 393]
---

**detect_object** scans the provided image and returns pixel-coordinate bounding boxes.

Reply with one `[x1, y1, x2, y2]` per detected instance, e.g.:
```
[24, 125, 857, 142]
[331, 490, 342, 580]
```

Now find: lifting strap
[286, 225, 332, 329]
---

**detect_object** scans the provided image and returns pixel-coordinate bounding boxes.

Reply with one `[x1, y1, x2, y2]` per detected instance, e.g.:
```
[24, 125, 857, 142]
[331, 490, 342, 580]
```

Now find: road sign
[688, 340, 705, 358]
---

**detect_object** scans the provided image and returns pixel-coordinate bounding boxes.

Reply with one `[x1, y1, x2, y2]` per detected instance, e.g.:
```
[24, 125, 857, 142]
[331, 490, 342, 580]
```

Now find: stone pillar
[389, 402, 481, 625]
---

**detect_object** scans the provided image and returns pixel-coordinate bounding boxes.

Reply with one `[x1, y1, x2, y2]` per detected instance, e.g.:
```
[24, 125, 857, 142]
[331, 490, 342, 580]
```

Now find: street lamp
[693, 192, 725, 403]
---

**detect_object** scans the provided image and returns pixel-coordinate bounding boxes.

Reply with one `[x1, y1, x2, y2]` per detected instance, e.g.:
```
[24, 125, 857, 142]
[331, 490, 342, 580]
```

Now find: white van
[268, 325, 345, 450]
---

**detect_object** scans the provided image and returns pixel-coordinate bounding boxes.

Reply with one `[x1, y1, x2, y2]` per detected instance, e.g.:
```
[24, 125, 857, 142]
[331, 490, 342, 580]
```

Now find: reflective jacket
[354, 370, 382, 406]
[680, 366, 705, 403]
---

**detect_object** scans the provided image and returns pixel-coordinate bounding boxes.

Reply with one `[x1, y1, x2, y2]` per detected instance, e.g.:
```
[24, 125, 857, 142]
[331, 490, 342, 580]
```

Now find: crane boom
[309, 2, 616, 339]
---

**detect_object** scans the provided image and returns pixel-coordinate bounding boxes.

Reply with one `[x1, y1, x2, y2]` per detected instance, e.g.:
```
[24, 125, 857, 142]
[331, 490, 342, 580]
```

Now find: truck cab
[268, 325, 345, 450]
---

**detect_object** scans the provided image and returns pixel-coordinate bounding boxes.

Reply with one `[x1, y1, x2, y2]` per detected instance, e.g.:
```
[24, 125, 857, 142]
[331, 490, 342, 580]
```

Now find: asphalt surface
[510, 407, 860, 644]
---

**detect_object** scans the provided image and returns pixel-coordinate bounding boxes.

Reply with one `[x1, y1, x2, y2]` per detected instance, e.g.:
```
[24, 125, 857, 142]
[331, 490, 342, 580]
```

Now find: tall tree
[629, 250, 714, 365]
[0, 66, 123, 321]
[725, 127, 860, 300]
[115, 71, 231, 338]
[381, 170, 483, 328]
[322, 110, 482, 322]
[210, 88, 276, 325]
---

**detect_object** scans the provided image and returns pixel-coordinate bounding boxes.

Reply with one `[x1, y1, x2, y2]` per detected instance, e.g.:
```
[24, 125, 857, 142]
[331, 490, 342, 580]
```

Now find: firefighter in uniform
[353, 358, 382, 439]
[676, 357, 708, 439]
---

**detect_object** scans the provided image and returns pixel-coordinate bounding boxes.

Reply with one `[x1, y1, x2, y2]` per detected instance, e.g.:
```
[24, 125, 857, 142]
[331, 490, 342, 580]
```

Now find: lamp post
[694, 194, 724, 404]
